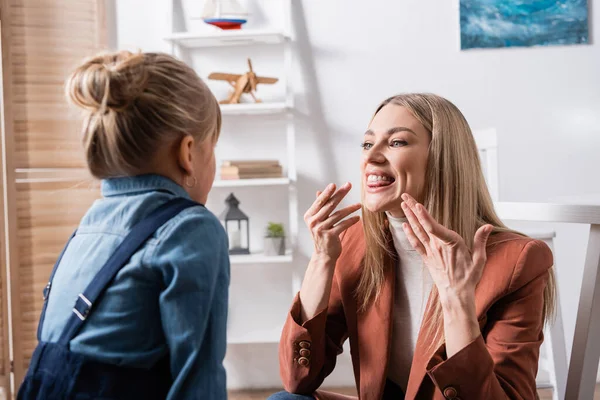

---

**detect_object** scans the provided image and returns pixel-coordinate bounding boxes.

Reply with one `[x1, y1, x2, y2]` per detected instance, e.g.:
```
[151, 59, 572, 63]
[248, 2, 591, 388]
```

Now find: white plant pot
[264, 237, 285, 256]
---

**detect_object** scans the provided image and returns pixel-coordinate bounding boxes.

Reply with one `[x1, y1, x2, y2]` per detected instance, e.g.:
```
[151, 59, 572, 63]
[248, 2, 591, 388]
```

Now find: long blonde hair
[66, 50, 221, 179]
[356, 93, 556, 351]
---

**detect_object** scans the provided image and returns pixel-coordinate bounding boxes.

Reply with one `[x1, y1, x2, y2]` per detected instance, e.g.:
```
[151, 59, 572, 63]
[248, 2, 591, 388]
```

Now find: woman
[18, 51, 229, 399]
[271, 93, 555, 399]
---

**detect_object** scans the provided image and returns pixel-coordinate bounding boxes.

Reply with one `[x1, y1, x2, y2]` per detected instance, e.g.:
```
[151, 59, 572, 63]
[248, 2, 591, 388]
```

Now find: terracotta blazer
[279, 221, 553, 400]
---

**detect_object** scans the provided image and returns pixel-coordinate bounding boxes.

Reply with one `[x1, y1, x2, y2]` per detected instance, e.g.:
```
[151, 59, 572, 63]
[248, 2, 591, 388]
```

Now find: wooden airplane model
[208, 59, 279, 104]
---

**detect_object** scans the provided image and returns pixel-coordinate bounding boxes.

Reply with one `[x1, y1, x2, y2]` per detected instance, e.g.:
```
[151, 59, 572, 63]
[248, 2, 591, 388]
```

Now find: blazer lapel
[356, 254, 395, 400]
[405, 289, 489, 398]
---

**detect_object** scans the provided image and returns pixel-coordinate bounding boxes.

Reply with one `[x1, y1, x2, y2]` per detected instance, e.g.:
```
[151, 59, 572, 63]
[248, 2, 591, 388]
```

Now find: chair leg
[543, 294, 568, 400]
[565, 224, 600, 400]
[539, 238, 568, 400]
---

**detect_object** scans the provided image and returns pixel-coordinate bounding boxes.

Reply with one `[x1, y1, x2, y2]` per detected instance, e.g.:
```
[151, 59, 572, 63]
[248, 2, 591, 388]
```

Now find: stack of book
[220, 159, 283, 180]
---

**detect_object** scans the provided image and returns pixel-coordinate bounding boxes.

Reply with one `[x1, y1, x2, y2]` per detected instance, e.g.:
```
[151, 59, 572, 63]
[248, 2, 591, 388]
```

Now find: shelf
[227, 325, 283, 344]
[219, 102, 291, 116]
[213, 177, 290, 188]
[164, 29, 288, 48]
[230, 251, 293, 265]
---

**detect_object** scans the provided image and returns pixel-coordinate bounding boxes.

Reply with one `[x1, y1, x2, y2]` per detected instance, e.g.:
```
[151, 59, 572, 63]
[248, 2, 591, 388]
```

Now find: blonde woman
[271, 93, 555, 400]
[18, 51, 229, 400]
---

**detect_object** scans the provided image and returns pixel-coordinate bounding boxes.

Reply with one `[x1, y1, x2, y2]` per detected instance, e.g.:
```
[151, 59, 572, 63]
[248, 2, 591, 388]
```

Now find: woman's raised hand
[304, 182, 361, 262]
[399, 193, 493, 301]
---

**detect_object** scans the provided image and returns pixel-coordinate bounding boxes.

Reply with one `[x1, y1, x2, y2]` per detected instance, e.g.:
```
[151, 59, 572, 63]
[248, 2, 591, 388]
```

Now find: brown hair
[65, 50, 221, 179]
[357, 93, 556, 352]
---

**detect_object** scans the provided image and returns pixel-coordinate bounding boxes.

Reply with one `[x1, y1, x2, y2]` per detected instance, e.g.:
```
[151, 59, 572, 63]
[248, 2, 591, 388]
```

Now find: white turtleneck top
[386, 214, 434, 391]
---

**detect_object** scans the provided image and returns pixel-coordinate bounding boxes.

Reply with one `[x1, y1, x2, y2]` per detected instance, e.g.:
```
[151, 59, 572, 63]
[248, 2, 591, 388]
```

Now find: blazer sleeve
[278, 232, 352, 395]
[425, 239, 554, 400]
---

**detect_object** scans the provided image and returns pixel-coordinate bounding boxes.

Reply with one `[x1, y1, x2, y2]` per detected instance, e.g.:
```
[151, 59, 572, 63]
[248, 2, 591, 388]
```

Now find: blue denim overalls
[17, 198, 198, 400]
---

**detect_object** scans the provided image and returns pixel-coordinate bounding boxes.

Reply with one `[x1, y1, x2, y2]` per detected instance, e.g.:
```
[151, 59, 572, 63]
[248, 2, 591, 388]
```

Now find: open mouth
[366, 173, 396, 188]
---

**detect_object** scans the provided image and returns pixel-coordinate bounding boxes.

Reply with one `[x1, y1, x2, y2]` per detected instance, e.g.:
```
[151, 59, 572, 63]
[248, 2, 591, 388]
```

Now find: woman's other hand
[298, 182, 360, 322]
[304, 182, 361, 263]
[399, 193, 493, 357]
[399, 193, 492, 302]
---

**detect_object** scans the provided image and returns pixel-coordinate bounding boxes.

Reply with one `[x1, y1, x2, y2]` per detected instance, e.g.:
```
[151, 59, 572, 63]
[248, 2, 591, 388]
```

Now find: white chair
[494, 202, 600, 400]
[473, 128, 568, 400]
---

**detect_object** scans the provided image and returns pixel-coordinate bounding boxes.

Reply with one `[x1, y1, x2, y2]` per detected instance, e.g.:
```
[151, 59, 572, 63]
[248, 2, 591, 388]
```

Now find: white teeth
[367, 174, 391, 182]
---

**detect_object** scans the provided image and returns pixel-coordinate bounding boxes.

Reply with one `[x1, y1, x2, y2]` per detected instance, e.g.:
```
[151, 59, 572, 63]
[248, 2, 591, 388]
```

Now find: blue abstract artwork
[460, 0, 589, 50]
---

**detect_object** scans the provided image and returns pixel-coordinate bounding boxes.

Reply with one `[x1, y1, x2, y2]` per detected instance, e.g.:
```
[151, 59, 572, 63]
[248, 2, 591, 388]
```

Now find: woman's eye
[390, 140, 407, 148]
[360, 142, 373, 150]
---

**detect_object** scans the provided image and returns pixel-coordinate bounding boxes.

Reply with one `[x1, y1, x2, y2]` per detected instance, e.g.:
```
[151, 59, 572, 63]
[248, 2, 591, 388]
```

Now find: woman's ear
[176, 135, 195, 176]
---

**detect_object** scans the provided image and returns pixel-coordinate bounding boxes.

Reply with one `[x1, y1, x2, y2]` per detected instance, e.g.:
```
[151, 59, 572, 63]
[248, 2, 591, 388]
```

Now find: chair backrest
[495, 201, 600, 400]
[472, 128, 499, 201]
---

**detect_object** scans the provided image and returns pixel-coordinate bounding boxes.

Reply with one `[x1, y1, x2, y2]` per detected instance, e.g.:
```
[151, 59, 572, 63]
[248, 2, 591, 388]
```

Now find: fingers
[401, 193, 458, 244]
[321, 203, 361, 229]
[312, 182, 353, 222]
[305, 184, 336, 218]
[401, 222, 427, 257]
[330, 215, 360, 236]
[400, 199, 431, 250]
[472, 224, 493, 266]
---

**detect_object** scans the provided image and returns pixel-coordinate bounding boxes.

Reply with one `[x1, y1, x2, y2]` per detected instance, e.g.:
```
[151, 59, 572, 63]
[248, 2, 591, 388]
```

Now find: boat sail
[201, 0, 248, 30]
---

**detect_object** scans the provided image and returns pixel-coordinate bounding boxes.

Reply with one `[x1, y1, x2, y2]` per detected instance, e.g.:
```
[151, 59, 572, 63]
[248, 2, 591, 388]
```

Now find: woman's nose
[365, 145, 386, 164]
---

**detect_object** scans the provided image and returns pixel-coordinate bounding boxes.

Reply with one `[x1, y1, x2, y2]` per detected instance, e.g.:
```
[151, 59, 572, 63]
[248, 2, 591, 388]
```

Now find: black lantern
[220, 193, 250, 255]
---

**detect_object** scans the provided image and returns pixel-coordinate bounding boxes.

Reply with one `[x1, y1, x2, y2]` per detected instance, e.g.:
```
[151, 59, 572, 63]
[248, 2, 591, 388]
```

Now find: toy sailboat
[201, 0, 248, 30]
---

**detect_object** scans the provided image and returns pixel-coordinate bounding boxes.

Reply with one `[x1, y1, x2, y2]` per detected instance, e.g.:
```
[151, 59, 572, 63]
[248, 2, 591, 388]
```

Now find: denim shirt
[40, 174, 230, 399]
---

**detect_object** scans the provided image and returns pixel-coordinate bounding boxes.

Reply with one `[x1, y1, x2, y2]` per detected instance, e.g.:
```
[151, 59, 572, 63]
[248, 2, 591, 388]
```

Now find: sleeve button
[298, 341, 311, 349]
[299, 348, 311, 357]
[443, 387, 458, 399]
[298, 357, 310, 367]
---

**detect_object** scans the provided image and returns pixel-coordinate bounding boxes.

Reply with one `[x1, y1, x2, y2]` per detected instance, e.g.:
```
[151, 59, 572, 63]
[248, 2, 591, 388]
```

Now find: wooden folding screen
[0, 0, 106, 394]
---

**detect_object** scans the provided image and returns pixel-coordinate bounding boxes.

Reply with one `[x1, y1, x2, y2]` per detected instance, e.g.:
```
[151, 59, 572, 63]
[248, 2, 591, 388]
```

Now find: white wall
[113, 0, 600, 390]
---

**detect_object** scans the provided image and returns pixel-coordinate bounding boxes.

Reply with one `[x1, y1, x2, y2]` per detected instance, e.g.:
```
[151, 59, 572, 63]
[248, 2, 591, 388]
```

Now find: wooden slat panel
[11, 25, 97, 40]
[11, 44, 99, 58]
[9, 0, 99, 170]
[15, 168, 92, 184]
[13, 148, 86, 168]
[0, 127, 9, 391]
[13, 85, 74, 104]
[10, 35, 97, 51]
[10, 4, 95, 20]
[0, 278, 5, 378]
[14, 104, 72, 120]
[13, 118, 86, 167]
[11, 0, 94, 5]
[11, 53, 92, 67]
[1, 0, 107, 390]
[16, 181, 99, 366]
[1, 1, 15, 395]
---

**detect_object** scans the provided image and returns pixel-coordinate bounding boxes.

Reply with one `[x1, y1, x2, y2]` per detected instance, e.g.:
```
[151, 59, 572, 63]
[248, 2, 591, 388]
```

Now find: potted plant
[264, 222, 285, 256]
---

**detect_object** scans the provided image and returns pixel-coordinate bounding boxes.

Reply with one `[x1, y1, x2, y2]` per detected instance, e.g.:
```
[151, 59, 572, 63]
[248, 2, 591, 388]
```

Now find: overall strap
[37, 231, 77, 341]
[58, 197, 199, 345]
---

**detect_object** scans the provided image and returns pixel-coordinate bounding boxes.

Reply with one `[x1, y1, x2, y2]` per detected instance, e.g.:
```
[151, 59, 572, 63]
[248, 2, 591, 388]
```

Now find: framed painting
[460, 0, 589, 50]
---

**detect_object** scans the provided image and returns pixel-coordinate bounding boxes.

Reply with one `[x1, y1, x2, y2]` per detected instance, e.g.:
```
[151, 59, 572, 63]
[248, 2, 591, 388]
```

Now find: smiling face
[361, 104, 431, 217]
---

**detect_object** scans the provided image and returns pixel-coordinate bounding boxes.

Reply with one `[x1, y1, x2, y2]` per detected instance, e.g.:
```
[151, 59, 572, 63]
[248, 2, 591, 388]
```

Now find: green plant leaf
[265, 222, 285, 237]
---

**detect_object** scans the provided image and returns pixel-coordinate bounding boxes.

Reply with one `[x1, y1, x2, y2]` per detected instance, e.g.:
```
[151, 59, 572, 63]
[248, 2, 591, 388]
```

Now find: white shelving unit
[165, 1, 297, 347]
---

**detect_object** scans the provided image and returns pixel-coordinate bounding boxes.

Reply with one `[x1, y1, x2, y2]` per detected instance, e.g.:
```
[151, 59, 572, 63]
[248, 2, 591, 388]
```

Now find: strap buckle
[42, 282, 51, 301]
[72, 293, 92, 321]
